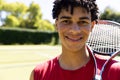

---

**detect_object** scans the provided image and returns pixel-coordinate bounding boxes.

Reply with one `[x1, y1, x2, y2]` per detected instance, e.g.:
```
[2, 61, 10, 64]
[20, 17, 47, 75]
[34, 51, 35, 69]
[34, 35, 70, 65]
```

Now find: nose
[70, 24, 81, 34]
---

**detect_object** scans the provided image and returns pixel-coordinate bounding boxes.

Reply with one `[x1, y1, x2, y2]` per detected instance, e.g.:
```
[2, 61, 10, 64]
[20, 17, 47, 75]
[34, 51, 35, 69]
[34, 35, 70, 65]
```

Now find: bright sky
[3, 0, 120, 23]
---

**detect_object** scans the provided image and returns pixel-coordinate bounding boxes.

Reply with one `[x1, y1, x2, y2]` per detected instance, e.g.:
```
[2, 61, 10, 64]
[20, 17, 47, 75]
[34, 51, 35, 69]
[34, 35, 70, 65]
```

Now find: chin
[66, 44, 85, 52]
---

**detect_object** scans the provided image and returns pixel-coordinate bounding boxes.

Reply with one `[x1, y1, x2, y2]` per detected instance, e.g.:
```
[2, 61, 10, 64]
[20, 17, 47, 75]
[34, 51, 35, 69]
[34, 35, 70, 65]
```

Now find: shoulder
[95, 54, 120, 68]
[34, 57, 58, 72]
[29, 70, 34, 80]
[95, 54, 120, 79]
[108, 60, 120, 72]
[33, 57, 58, 80]
[105, 60, 120, 80]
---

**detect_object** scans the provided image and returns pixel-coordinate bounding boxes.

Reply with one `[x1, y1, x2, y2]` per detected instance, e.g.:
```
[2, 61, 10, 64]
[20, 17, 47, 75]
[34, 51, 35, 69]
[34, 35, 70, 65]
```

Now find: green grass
[0, 45, 61, 80]
[0, 45, 120, 80]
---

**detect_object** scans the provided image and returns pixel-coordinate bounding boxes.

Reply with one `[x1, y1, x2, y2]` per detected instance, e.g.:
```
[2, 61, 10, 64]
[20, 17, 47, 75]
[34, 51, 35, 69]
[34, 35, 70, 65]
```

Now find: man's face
[55, 7, 95, 52]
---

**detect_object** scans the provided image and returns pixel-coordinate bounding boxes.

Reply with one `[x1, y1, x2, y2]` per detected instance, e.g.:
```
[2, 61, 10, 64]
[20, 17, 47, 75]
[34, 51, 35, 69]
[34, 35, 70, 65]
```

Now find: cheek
[57, 25, 70, 32]
[82, 26, 92, 34]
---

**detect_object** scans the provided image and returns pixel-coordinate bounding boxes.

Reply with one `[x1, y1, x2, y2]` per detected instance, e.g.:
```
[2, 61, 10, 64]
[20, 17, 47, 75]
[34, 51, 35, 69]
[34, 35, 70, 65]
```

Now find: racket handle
[94, 75, 102, 80]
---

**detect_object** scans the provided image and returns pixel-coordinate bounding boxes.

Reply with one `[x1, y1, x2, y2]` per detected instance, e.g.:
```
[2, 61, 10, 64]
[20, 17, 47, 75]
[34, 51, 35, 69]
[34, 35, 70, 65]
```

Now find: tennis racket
[86, 20, 120, 80]
[87, 20, 120, 56]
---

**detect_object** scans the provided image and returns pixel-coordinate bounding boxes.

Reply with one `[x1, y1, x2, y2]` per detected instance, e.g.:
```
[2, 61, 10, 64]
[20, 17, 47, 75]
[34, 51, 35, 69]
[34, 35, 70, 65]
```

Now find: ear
[91, 21, 96, 31]
[55, 19, 58, 31]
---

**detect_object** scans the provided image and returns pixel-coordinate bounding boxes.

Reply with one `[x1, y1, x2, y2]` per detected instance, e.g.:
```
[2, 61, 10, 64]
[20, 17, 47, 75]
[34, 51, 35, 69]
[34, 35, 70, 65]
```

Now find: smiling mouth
[65, 36, 83, 42]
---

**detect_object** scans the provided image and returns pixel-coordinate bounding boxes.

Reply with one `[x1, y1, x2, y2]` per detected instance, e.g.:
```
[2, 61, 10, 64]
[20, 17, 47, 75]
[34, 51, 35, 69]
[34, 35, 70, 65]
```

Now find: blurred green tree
[100, 7, 120, 23]
[0, 0, 6, 25]
[5, 15, 20, 27]
[0, 1, 55, 31]
[35, 19, 55, 31]
[22, 2, 42, 29]
[20, 2, 55, 31]
[2, 2, 28, 27]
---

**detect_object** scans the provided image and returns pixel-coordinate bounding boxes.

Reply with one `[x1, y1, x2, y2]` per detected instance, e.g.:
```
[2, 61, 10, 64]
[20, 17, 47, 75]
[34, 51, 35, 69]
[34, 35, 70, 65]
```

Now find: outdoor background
[0, 0, 120, 80]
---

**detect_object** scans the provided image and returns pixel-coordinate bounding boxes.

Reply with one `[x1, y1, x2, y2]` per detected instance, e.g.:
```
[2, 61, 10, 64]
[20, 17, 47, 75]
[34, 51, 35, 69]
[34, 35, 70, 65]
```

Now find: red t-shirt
[95, 54, 120, 80]
[34, 55, 120, 80]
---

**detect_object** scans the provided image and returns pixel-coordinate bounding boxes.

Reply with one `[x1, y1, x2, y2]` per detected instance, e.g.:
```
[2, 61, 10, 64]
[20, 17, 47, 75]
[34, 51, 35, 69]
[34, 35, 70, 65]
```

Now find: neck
[59, 46, 90, 70]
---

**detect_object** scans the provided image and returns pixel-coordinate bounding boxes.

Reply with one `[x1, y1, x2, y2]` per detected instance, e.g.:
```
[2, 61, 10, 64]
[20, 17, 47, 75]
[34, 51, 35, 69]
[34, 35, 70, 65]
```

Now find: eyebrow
[60, 16, 71, 19]
[60, 16, 90, 20]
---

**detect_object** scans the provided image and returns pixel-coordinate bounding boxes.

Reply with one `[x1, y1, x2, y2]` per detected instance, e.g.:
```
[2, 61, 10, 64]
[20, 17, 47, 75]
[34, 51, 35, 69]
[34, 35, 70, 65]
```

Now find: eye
[61, 20, 72, 25]
[78, 21, 89, 26]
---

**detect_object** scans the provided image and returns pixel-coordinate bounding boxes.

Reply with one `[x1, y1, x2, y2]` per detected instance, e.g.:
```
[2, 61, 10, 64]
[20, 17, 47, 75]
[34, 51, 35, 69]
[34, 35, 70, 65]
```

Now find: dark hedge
[0, 27, 59, 45]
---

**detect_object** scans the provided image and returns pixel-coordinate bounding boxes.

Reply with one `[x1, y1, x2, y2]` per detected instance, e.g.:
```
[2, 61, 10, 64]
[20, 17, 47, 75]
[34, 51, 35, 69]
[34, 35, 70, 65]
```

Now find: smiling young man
[55, 6, 94, 70]
[30, 0, 120, 80]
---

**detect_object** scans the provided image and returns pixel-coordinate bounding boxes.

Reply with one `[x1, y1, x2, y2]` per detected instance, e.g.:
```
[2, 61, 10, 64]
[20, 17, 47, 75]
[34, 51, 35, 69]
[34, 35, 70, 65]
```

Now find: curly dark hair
[52, 0, 99, 22]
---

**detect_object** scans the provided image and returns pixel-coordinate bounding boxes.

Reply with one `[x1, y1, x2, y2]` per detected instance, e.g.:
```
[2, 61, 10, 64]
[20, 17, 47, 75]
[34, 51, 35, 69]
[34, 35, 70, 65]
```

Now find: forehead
[58, 7, 91, 19]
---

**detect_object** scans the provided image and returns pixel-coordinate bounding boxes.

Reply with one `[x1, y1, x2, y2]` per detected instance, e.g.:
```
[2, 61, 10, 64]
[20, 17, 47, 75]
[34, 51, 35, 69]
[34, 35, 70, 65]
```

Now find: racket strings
[87, 20, 120, 54]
